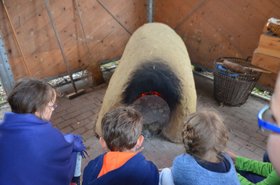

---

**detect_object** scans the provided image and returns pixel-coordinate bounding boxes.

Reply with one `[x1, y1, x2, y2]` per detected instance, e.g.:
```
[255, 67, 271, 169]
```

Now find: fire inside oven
[121, 61, 181, 137]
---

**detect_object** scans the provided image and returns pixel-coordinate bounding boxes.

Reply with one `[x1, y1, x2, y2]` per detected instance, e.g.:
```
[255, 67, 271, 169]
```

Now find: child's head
[101, 106, 143, 152]
[7, 78, 56, 121]
[182, 110, 228, 159]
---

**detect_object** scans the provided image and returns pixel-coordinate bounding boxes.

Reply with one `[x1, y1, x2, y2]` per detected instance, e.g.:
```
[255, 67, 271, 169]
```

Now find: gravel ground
[0, 81, 9, 120]
[0, 81, 7, 105]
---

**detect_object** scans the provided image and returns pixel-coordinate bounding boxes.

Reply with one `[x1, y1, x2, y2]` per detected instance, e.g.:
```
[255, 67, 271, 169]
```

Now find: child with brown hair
[0, 78, 86, 185]
[159, 110, 240, 185]
[82, 106, 159, 185]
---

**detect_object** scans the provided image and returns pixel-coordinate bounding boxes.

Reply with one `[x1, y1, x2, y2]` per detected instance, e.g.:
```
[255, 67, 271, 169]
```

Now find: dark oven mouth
[121, 61, 182, 138]
[132, 93, 170, 138]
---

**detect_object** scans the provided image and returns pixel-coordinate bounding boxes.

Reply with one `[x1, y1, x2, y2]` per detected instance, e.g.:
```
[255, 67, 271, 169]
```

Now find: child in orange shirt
[82, 106, 159, 185]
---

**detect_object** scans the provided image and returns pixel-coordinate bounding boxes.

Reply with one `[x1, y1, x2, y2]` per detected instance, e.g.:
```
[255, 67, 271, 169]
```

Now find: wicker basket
[213, 57, 261, 106]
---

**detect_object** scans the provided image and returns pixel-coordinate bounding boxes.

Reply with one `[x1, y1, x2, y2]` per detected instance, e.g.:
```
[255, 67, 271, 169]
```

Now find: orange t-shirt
[97, 151, 137, 178]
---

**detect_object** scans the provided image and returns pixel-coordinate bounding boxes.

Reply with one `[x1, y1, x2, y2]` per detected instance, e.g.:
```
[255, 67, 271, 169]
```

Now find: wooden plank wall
[154, 0, 280, 89]
[0, 0, 146, 84]
[1, 0, 280, 88]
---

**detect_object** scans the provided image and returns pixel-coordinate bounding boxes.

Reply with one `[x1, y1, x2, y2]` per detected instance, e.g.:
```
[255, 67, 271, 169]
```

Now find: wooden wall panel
[153, 0, 200, 28]
[2, 0, 279, 88]
[258, 73, 277, 91]
[154, 0, 280, 88]
[0, 0, 146, 84]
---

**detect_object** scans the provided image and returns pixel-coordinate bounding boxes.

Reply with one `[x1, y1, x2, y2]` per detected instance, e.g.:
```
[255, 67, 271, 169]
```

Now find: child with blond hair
[159, 110, 240, 185]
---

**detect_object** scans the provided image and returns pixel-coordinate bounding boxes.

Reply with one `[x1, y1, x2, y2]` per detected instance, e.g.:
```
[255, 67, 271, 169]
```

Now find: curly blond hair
[182, 110, 228, 159]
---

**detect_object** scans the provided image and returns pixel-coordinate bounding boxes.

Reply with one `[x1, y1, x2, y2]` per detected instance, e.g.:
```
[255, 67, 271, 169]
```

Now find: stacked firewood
[266, 17, 280, 37]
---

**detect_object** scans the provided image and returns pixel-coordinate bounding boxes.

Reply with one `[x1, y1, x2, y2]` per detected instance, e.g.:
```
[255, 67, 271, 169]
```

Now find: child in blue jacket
[0, 78, 86, 185]
[83, 106, 159, 185]
[159, 110, 240, 185]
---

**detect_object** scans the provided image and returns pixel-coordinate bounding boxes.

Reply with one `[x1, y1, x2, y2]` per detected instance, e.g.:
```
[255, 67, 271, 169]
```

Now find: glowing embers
[138, 91, 161, 98]
[133, 95, 170, 138]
